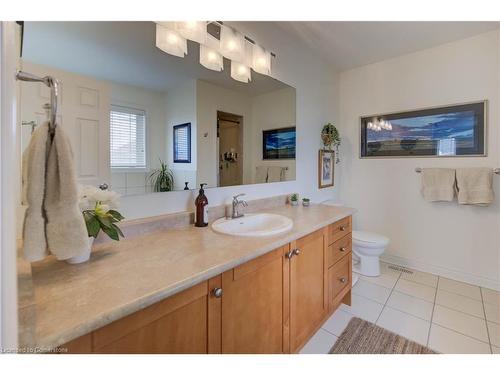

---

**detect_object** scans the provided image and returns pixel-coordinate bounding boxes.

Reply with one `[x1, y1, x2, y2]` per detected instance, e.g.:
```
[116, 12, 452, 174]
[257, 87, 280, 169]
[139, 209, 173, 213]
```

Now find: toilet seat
[353, 230, 389, 248]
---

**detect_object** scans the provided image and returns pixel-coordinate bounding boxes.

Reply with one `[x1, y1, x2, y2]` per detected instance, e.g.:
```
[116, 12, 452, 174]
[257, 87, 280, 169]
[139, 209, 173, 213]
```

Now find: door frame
[0, 21, 20, 351]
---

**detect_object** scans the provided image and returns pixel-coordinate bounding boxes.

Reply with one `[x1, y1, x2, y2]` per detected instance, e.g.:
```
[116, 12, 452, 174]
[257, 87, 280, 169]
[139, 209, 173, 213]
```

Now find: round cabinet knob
[339, 277, 347, 283]
[340, 225, 346, 231]
[285, 250, 294, 259]
[212, 287, 223, 298]
[339, 247, 346, 252]
[293, 248, 301, 256]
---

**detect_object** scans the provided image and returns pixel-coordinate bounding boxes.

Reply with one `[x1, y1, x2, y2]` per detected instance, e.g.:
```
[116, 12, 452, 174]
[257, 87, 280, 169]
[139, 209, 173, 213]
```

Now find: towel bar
[415, 167, 500, 175]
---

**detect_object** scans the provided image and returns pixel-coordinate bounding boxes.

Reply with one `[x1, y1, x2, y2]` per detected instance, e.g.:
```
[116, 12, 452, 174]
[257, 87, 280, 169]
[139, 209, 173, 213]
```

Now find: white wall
[110, 82, 167, 195]
[120, 22, 339, 220]
[165, 79, 197, 191]
[250, 87, 296, 182]
[338, 30, 500, 289]
[197, 80, 252, 187]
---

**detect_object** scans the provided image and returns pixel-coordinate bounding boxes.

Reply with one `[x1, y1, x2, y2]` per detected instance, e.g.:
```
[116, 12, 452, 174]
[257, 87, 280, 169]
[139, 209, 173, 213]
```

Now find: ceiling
[23, 21, 500, 92]
[22, 22, 290, 95]
[277, 22, 500, 71]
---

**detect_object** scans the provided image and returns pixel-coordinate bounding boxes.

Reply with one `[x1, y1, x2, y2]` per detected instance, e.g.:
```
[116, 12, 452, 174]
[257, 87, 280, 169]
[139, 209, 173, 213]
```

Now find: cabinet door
[289, 228, 328, 353]
[92, 282, 212, 354]
[221, 246, 287, 353]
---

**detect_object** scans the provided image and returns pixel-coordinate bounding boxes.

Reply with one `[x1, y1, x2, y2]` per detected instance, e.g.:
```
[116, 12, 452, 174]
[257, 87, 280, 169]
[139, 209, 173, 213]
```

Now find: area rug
[329, 317, 437, 354]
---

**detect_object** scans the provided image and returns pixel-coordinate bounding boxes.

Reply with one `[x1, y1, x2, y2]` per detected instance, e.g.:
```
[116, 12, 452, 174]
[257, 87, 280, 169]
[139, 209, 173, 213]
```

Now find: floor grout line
[431, 322, 492, 345]
[375, 270, 402, 324]
[427, 276, 439, 346]
[479, 287, 493, 354]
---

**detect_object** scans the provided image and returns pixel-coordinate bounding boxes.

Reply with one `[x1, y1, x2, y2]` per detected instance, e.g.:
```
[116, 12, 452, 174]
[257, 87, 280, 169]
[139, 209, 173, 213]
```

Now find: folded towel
[456, 168, 494, 206]
[420, 168, 456, 202]
[255, 166, 268, 183]
[44, 124, 89, 260]
[22, 123, 50, 261]
[267, 166, 285, 183]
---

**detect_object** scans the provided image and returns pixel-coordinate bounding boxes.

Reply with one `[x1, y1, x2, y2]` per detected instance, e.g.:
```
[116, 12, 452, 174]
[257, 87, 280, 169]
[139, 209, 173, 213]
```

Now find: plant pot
[66, 237, 94, 264]
[302, 200, 310, 207]
[290, 200, 298, 206]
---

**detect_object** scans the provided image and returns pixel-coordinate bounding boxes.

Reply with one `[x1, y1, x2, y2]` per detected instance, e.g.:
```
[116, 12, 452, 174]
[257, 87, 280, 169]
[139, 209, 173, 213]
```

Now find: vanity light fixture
[200, 44, 223, 71]
[251, 44, 271, 75]
[175, 21, 207, 44]
[367, 119, 392, 132]
[155, 21, 274, 82]
[155, 23, 187, 58]
[231, 61, 252, 83]
[219, 24, 246, 62]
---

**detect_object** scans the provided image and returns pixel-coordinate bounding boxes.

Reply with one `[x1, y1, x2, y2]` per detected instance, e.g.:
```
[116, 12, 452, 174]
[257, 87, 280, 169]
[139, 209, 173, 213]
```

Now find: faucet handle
[233, 193, 246, 200]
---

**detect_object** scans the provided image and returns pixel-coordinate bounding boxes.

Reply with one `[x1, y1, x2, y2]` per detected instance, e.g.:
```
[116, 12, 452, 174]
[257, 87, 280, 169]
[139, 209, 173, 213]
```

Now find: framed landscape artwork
[262, 127, 296, 159]
[318, 149, 334, 188]
[360, 101, 487, 158]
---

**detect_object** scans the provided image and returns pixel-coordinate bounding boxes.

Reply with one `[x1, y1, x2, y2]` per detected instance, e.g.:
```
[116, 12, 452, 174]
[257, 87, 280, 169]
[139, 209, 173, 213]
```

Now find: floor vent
[388, 265, 413, 274]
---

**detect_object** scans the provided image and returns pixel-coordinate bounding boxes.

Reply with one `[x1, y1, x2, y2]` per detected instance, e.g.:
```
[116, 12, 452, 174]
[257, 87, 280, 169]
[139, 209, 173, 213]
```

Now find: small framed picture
[318, 149, 334, 188]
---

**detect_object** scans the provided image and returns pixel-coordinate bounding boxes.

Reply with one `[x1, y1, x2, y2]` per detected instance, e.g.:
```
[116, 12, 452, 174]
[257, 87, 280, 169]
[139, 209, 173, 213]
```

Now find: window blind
[110, 105, 146, 169]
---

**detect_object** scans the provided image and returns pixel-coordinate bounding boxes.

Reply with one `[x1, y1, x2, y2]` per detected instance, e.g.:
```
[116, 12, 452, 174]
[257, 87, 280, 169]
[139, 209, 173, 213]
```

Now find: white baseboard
[381, 254, 500, 291]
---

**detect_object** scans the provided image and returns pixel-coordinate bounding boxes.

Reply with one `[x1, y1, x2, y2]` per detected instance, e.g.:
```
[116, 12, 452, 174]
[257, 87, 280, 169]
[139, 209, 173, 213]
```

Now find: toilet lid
[353, 230, 389, 245]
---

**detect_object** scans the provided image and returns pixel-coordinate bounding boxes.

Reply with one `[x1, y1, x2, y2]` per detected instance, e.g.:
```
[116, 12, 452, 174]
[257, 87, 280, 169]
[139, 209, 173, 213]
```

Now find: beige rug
[329, 317, 437, 354]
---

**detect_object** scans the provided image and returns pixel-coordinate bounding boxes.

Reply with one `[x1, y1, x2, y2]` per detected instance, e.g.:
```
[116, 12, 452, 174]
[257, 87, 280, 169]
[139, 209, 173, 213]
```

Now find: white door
[19, 61, 111, 187]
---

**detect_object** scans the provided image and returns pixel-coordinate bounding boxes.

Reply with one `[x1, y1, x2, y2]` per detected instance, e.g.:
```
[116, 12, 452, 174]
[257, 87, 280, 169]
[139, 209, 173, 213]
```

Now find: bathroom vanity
[19, 203, 354, 354]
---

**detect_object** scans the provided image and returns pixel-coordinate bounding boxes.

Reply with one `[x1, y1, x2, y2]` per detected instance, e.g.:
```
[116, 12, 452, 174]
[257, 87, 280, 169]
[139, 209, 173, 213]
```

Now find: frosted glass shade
[155, 24, 187, 58]
[175, 21, 207, 44]
[251, 44, 271, 75]
[200, 44, 223, 71]
[231, 61, 252, 83]
[220, 25, 245, 62]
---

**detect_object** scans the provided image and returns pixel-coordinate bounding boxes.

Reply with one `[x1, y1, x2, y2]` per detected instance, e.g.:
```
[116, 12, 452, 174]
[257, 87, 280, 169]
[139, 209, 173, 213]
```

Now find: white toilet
[352, 231, 389, 277]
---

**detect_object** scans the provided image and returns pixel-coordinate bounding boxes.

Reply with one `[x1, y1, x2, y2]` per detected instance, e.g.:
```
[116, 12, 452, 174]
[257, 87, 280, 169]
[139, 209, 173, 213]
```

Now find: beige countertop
[23, 203, 355, 350]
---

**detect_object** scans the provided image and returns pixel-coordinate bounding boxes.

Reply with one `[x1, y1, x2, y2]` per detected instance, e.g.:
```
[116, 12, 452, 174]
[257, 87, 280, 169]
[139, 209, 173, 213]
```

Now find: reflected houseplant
[69, 186, 125, 264]
[321, 123, 341, 163]
[149, 159, 174, 192]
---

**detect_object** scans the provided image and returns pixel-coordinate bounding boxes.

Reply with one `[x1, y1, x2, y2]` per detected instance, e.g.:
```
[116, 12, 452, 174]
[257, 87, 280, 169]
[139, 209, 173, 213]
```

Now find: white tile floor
[299, 262, 500, 354]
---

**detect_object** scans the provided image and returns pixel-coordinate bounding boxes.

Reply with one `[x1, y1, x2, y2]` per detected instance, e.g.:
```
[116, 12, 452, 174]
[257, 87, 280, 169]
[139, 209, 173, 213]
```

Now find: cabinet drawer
[327, 235, 351, 268]
[329, 254, 351, 302]
[328, 216, 352, 245]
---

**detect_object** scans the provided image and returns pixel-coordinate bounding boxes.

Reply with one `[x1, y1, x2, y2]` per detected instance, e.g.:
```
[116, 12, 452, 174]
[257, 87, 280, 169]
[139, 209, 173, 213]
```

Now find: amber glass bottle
[195, 183, 208, 227]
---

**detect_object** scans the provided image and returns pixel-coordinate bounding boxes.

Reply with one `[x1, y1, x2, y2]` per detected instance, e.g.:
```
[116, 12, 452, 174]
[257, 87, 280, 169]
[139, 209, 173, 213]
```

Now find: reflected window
[173, 123, 191, 163]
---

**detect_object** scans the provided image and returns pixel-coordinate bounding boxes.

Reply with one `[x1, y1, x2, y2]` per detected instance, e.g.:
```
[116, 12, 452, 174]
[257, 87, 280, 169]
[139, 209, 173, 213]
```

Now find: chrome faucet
[231, 194, 248, 219]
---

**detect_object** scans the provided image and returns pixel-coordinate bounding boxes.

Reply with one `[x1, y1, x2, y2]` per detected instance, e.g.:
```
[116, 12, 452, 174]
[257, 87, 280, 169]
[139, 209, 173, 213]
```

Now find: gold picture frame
[318, 149, 334, 188]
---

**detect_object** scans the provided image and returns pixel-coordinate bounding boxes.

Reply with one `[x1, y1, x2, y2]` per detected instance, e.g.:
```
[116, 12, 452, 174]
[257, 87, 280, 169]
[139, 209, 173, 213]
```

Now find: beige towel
[420, 168, 456, 202]
[456, 168, 494, 206]
[44, 125, 89, 260]
[255, 166, 268, 183]
[268, 166, 285, 183]
[22, 123, 50, 261]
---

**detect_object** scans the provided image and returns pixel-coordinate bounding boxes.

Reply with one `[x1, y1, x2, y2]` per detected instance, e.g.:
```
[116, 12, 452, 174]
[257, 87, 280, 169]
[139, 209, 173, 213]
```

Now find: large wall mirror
[19, 21, 296, 196]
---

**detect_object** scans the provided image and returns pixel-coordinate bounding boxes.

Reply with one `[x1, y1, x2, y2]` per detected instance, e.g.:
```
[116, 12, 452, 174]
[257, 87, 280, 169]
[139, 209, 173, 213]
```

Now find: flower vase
[66, 237, 94, 264]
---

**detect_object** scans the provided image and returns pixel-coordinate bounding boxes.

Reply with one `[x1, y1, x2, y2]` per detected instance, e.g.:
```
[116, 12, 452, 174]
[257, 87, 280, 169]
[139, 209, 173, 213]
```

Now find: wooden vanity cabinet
[288, 228, 329, 353]
[59, 216, 352, 354]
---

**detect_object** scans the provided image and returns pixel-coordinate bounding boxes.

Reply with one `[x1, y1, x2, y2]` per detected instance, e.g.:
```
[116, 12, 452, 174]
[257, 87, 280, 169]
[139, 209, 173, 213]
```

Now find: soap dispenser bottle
[195, 183, 209, 227]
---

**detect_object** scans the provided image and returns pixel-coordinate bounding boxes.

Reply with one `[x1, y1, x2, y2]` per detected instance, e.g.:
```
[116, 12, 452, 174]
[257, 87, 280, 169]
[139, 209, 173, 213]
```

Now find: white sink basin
[212, 213, 293, 237]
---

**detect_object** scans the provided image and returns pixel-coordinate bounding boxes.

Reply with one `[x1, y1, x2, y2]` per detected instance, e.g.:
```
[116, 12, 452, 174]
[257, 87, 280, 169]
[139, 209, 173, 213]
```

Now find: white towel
[420, 168, 456, 202]
[22, 123, 88, 261]
[267, 166, 285, 183]
[44, 125, 89, 260]
[22, 123, 50, 261]
[456, 168, 494, 206]
[255, 166, 268, 183]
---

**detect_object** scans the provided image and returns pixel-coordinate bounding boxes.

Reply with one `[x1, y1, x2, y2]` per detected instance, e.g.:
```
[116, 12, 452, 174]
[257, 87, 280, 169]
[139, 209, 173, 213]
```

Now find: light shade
[200, 44, 223, 71]
[251, 44, 271, 75]
[175, 21, 207, 44]
[231, 61, 251, 83]
[220, 25, 245, 62]
[155, 23, 187, 58]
